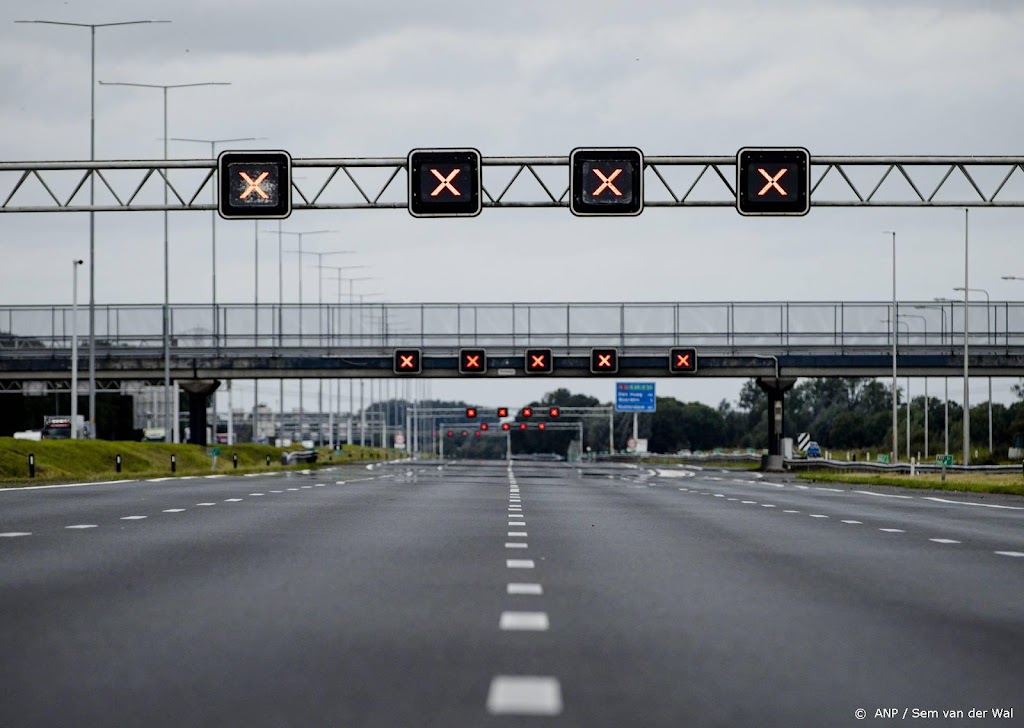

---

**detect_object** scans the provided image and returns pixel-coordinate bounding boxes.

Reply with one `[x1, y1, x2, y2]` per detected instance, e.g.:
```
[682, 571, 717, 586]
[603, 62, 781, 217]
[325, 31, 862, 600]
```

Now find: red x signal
[522, 407, 533, 418]
[502, 423, 510, 431]
[592, 168, 623, 197]
[430, 168, 461, 197]
[459, 348, 487, 374]
[466, 407, 477, 419]
[525, 348, 553, 374]
[480, 423, 489, 431]
[519, 423, 527, 431]
[393, 348, 422, 374]
[497, 407, 509, 418]
[757, 167, 788, 196]
[548, 407, 560, 418]
[239, 171, 270, 200]
[538, 423, 546, 431]
[669, 347, 698, 374]
[590, 347, 619, 374]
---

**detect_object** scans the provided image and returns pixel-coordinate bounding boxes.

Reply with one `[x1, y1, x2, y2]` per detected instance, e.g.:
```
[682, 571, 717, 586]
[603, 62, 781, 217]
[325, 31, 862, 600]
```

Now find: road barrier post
[266, 455, 271, 467]
[233, 453, 238, 469]
[29, 453, 35, 479]
[171, 454, 176, 473]
[116, 454, 122, 473]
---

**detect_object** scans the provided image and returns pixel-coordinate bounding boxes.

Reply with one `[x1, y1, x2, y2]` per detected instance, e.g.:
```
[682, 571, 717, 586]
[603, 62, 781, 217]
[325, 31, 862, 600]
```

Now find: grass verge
[0, 439, 401, 487]
[798, 470, 1024, 497]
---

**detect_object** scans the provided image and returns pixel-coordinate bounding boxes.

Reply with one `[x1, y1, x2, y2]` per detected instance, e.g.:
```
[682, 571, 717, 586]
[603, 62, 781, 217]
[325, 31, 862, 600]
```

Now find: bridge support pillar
[757, 377, 797, 468]
[179, 380, 221, 446]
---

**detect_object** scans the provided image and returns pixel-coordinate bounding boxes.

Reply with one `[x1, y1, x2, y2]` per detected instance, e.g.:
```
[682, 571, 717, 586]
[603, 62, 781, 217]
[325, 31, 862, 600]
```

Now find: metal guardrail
[0, 300, 1020, 353]
[785, 459, 1023, 475]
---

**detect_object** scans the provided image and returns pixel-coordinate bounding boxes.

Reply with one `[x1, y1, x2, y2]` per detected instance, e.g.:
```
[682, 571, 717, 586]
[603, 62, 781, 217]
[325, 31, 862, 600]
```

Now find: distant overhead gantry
[2, 150, 1023, 215]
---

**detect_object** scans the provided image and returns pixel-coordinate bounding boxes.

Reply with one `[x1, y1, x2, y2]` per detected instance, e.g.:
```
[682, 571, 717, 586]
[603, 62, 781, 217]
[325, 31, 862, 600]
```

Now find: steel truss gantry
[2, 156, 1024, 212]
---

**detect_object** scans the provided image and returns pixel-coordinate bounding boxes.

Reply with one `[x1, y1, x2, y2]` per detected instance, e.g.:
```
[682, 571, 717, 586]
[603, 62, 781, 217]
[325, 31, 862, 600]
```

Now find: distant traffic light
[525, 348, 553, 375]
[407, 148, 482, 218]
[570, 147, 644, 217]
[461, 430, 469, 437]
[447, 430, 454, 438]
[217, 150, 292, 220]
[466, 407, 478, 419]
[521, 407, 533, 418]
[480, 422, 489, 431]
[538, 422, 546, 431]
[501, 423, 510, 431]
[548, 407, 560, 418]
[519, 423, 527, 431]
[669, 347, 698, 373]
[590, 347, 619, 374]
[393, 348, 422, 374]
[474, 431, 481, 438]
[459, 348, 487, 374]
[497, 407, 509, 418]
[736, 147, 810, 216]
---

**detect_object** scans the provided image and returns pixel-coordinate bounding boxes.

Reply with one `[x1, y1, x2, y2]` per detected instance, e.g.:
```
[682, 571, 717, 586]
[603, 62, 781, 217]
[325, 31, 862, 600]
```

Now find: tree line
[413, 379, 1024, 462]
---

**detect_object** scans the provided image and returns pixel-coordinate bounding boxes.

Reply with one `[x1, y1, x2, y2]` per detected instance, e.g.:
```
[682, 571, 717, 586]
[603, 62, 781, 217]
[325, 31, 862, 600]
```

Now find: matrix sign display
[408, 148, 482, 217]
[736, 147, 810, 216]
[570, 147, 644, 216]
[217, 150, 292, 220]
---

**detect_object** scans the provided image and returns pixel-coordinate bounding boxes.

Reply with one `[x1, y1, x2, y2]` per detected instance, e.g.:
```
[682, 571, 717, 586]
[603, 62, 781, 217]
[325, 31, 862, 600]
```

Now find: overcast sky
[1, 0, 1022, 417]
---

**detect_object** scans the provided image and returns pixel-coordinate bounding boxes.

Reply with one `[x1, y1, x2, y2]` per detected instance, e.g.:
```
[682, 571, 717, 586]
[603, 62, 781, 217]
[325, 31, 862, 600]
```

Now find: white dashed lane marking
[0, 532, 31, 538]
[761, 504, 776, 508]
[163, 509, 186, 513]
[486, 676, 563, 716]
[841, 520, 862, 524]
[224, 498, 243, 503]
[249, 493, 264, 496]
[783, 510, 800, 514]
[499, 611, 549, 631]
[506, 559, 535, 569]
[270, 490, 283, 493]
[879, 528, 905, 533]
[995, 551, 1024, 558]
[809, 514, 829, 519]
[507, 583, 543, 595]
[505, 542, 528, 549]
[508, 531, 528, 537]
[741, 501, 757, 505]
[509, 521, 526, 527]
[120, 516, 147, 520]
[196, 502, 216, 507]
[929, 538, 961, 544]
[65, 524, 97, 529]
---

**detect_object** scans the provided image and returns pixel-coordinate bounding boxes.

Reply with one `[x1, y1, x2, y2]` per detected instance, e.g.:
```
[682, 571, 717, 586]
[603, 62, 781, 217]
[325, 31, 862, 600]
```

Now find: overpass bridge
[1, 299, 1022, 385]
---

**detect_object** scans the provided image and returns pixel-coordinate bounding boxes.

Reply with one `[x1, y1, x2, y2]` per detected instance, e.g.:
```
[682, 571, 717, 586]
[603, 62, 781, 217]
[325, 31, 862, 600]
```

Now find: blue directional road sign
[615, 382, 656, 412]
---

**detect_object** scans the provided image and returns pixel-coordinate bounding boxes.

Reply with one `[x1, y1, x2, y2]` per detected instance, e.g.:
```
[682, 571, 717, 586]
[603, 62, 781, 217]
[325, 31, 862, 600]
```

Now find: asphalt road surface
[1, 461, 1022, 727]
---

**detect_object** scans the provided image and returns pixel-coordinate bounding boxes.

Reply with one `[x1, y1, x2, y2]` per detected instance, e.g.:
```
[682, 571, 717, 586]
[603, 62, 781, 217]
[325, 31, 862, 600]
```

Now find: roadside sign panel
[616, 382, 656, 412]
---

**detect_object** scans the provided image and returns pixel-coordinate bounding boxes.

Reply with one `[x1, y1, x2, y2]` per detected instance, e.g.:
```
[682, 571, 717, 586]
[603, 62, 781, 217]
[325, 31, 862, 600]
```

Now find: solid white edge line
[921, 496, 1024, 511]
[0, 479, 139, 492]
[855, 490, 913, 500]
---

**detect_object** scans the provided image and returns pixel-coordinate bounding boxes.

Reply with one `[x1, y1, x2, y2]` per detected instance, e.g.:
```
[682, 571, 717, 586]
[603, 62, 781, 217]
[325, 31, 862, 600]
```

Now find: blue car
[806, 441, 822, 458]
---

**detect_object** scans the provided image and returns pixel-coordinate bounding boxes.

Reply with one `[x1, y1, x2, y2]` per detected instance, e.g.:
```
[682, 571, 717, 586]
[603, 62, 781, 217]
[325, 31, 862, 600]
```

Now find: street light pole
[901, 313, 928, 458]
[99, 79, 230, 442]
[16, 19, 170, 438]
[884, 231, 898, 462]
[962, 209, 970, 465]
[954, 285, 992, 455]
[71, 259, 84, 438]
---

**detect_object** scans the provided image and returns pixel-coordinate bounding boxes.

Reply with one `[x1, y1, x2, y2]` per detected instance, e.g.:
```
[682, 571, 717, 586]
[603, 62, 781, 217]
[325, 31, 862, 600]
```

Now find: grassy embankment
[798, 470, 1024, 497]
[0, 438, 402, 487]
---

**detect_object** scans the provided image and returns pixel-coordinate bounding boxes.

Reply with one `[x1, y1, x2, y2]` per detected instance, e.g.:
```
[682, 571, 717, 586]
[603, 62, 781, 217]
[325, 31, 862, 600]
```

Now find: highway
[1, 461, 1022, 727]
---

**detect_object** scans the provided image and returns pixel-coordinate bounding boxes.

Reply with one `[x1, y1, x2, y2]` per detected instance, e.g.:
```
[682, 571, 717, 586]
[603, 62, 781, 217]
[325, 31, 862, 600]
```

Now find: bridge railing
[0, 301, 1021, 352]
